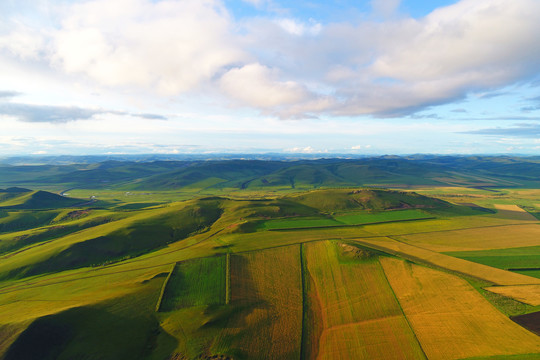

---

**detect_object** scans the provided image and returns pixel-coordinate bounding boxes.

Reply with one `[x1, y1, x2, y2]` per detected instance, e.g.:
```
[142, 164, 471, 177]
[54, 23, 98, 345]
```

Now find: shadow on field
[5, 305, 178, 360]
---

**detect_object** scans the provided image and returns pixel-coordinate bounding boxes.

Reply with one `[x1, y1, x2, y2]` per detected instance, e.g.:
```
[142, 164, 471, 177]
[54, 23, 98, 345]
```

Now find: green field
[263, 209, 434, 230]
[447, 246, 540, 277]
[158, 255, 227, 311]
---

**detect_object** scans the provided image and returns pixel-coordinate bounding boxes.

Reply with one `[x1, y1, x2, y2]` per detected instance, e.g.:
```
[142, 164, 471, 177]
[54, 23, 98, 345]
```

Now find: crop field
[380, 257, 540, 360]
[333, 209, 432, 224]
[213, 245, 303, 359]
[446, 245, 540, 275]
[396, 223, 540, 252]
[354, 237, 540, 286]
[262, 217, 342, 230]
[262, 209, 434, 230]
[485, 285, 540, 306]
[303, 241, 425, 359]
[158, 255, 227, 311]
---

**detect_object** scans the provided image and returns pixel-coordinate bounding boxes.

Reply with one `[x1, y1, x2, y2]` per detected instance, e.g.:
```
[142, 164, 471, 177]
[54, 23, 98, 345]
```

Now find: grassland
[1, 175, 540, 359]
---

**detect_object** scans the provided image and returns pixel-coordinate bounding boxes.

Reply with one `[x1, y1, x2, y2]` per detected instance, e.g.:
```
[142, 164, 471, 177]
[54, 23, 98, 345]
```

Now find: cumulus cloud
[2, 0, 540, 119]
[50, 0, 244, 94]
[220, 63, 308, 108]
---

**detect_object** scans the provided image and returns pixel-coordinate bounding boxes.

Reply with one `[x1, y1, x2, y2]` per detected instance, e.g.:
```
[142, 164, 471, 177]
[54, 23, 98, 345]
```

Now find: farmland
[2, 157, 540, 359]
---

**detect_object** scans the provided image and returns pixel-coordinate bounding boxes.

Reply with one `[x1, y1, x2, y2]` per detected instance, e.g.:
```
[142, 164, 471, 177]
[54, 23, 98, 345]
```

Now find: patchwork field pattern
[380, 257, 540, 360]
[303, 241, 425, 359]
[354, 237, 540, 286]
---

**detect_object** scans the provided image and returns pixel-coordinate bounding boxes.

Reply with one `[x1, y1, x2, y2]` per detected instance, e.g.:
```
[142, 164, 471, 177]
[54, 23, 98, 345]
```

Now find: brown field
[213, 245, 303, 359]
[397, 224, 540, 252]
[304, 241, 425, 359]
[380, 257, 540, 360]
[512, 311, 540, 336]
[485, 285, 540, 306]
[354, 237, 540, 286]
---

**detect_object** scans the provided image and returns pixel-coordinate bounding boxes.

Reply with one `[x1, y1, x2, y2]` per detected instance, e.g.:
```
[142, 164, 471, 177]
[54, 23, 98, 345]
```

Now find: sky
[1, 0, 540, 156]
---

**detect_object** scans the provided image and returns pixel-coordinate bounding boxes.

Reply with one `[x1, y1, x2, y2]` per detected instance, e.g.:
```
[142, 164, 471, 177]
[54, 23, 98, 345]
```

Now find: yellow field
[398, 224, 540, 252]
[380, 257, 540, 360]
[214, 245, 303, 359]
[318, 316, 423, 360]
[354, 237, 540, 286]
[485, 285, 540, 306]
[304, 241, 425, 359]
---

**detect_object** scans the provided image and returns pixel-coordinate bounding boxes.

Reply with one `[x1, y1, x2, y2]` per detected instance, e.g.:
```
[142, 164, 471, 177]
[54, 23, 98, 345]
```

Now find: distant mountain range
[1, 155, 540, 190]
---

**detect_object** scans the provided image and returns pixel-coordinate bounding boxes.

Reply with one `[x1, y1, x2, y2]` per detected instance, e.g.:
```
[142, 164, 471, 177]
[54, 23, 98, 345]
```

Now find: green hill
[0, 191, 86, 210]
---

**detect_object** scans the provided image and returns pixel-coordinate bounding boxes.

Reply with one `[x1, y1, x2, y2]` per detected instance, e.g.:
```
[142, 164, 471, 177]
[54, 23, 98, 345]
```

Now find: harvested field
[380, 257, 540, 360]
[354, 237, 540, 286]
[213, 245, 303, 359]
[304, 241, 425, 359]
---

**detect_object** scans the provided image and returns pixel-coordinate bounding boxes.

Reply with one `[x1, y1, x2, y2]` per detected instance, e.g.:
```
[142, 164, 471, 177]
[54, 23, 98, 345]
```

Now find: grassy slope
[0, 198, 223, 280]
[0, 191, 85, 209]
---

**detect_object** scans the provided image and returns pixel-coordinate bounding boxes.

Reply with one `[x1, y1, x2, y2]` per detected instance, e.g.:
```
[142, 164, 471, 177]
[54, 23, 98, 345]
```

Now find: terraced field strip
[380, 257, 540, 360]
[485, 285, 540, 306]
[304, 241, 425, 360]
[214, 245, 303, 359]
[159, 255, 227, 312]
[333, 209, 433, 225]
[398, 223, 540, 252]
[354, 237, 540, 286]
[155, 263, 176, 311]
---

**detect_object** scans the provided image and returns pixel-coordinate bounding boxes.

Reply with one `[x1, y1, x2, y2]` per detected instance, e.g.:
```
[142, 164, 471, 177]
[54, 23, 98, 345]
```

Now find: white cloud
[275, 18, 322, 36]
[220, 63, 309, 108]
[2, 0, 540, 120]
[51, 0, 245, 94]
[371, 0, 401, 17]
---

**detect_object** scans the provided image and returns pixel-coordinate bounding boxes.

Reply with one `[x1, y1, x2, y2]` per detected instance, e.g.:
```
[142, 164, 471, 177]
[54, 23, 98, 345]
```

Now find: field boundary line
[155, 263, 176, 312]
[299, 243, 307, 360]
[225, 252, 230, 305]
[378, 258, 428, 360]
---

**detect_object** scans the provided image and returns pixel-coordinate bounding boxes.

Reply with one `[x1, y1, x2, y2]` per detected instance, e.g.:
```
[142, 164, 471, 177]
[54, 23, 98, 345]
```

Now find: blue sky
[1, 0, 540, 155]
